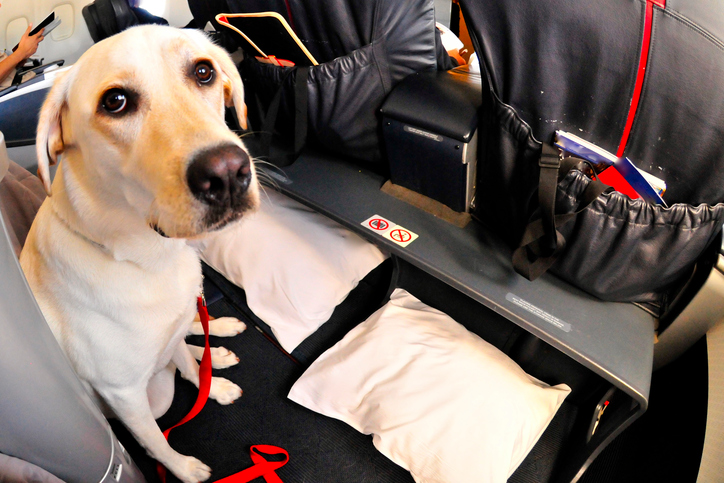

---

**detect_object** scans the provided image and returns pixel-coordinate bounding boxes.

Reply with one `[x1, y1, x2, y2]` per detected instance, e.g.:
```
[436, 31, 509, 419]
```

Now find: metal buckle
[539, 148, 562, 169]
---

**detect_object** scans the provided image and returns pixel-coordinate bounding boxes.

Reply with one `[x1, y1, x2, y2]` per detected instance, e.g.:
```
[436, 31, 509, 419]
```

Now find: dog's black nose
[187, 144, 252, 205]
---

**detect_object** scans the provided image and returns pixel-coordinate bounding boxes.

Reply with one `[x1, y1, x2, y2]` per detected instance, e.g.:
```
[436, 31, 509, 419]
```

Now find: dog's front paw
[209, 316, 247, 337]
[210, 346, 240, 369]
[174, 456, 211, 483]
[209, 377, 242, 405]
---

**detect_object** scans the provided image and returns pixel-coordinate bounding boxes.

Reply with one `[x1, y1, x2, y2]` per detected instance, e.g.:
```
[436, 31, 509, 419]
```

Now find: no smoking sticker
[383, 226, 418, 247]
[389, 228, 412, 243]
[361, 215, 418, 247]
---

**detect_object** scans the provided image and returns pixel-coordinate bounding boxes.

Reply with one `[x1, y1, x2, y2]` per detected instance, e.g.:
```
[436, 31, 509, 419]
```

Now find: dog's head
[36, 25, 259, 238]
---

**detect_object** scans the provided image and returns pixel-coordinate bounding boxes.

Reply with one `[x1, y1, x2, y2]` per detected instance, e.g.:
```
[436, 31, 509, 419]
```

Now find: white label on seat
[361, 215, 418, 247]
[506, 293, 572, 332]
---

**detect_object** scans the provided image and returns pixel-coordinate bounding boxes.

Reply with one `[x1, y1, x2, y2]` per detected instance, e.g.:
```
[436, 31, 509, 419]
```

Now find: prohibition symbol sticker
[369, 218, 389, 231]
[383, 225, 418, 247]
[361, 214, 418, 247]
[389, 228, 411, 243]
[361, 215, 394, 237]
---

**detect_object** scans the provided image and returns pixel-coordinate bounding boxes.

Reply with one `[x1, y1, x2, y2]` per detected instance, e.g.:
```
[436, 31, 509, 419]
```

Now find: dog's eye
[194, 62, 214, 84]
[102, 89, 128, 113]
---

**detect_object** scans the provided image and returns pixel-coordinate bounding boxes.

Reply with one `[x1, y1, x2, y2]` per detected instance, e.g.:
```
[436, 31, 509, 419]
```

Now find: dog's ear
[213, 47, 248, 130]
[36, 70, 72, 196]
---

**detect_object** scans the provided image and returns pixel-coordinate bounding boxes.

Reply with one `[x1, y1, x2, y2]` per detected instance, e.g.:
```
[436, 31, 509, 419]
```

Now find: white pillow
[288, 289, 571, 483]
[198, 189, 388, 352]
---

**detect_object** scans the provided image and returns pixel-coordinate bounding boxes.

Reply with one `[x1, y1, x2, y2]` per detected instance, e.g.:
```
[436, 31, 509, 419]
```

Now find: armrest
[12, 60, 65, 86]
[0, 85, 18, 99]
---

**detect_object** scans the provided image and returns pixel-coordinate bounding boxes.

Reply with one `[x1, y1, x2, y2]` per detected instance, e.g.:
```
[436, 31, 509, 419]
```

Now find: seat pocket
[550, 169, 724, 303]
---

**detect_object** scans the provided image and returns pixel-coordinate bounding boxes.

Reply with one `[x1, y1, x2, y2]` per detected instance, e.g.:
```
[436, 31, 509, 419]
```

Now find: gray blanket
[0, 161, 46, 257]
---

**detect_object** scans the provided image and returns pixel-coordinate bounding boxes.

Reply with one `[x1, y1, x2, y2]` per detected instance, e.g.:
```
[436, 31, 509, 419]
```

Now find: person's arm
[0, 25, 44, 84]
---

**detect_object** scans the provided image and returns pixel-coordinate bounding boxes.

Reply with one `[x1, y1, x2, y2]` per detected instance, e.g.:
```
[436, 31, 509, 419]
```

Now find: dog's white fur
[20, 26, 259, 482]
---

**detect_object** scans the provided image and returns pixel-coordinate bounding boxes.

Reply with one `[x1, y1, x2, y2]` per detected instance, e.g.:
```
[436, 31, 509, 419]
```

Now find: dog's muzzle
[186, 143, 255, 229]
[187, 144, 252, 204]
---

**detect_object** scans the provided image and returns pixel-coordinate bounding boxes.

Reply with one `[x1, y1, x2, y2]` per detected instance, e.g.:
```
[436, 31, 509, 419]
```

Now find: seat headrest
[82, 0, 138, 43]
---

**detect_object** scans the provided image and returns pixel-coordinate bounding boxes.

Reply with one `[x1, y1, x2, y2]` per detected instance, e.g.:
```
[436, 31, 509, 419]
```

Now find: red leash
[215, 446, 289, 483]
[157, 296, 288, 483]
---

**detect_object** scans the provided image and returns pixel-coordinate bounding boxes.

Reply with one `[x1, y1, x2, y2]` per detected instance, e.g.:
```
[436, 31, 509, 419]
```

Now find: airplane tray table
[261, 149, 656, 482]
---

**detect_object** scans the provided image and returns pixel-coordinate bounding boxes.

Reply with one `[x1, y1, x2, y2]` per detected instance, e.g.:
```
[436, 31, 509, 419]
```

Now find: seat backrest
[220, 0, 439, 164]
[187, 0, 231, 29]
[185, 0, 240, 52]
[82, 0, 138, 43]
[225, 0, 439, 66]
[463, 0, 724, 206]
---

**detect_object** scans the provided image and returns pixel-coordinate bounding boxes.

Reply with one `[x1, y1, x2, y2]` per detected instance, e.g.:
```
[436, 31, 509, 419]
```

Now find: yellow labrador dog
[20, 26, 259, 482]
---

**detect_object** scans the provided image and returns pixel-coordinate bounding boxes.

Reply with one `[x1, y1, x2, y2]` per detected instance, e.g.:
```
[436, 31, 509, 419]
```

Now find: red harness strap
[157, 297, 288, 483]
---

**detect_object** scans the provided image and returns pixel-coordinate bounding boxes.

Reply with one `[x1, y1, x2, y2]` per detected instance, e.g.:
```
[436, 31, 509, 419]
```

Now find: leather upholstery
[236, 0, 439, 164]
[380, 70, 482, 143]
[464, 0, 724, 207]
[462, 0, 724, 304]
[82, 0, 138, 43]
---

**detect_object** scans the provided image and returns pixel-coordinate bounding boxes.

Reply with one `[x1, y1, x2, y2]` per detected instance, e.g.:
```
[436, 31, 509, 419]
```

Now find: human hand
[15, 25, 44, 60]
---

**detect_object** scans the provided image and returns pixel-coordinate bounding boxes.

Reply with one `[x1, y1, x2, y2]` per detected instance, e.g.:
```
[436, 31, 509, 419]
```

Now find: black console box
[380, 68, 482, 212]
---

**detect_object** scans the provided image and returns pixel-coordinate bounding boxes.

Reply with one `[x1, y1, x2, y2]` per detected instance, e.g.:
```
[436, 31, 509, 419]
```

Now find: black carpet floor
[578, 336, 708, 483]
[111, 262, 579, 483]
[112, 263, 415, 483]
